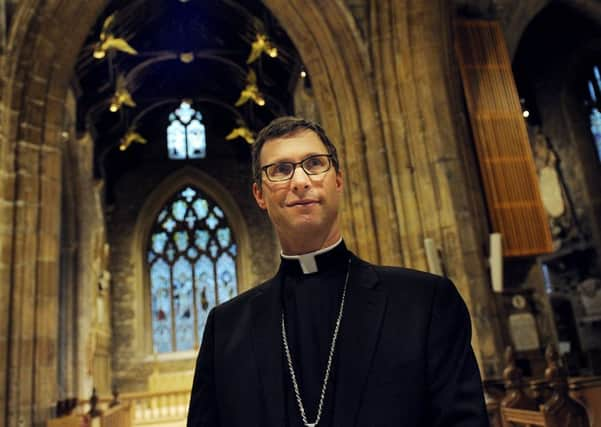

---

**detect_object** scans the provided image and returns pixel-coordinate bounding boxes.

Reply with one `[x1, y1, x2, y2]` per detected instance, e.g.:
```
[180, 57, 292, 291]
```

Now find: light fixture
[300, 70, 307, 78]
[180, 52, 194, 63]
[523, 110, 530, 118]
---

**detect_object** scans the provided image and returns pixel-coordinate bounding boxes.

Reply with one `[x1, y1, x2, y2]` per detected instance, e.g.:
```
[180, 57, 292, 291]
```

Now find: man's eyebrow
[267, 152, 329, 163]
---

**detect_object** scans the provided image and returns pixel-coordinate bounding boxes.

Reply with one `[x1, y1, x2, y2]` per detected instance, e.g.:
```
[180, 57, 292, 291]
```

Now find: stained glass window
[148, 186, 238, 353]
[587, 66, 601, 160]
[167, 101, 207, 160]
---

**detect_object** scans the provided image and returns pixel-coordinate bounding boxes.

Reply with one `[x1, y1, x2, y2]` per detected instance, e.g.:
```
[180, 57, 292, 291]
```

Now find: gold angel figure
[109, 74, 136, 112]
[119, 129, 147, 151]
[246, 34, 278, 64]
[235, 70, 266, 107]
[93, 14, 138, 59]
[225, 126, 255, 144]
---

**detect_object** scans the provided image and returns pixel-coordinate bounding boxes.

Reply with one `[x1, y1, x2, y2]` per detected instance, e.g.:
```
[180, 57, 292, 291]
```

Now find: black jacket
[187, 254, 489, 427]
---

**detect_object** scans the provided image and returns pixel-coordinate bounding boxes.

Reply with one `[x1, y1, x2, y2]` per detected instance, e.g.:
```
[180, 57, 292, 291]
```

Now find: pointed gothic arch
[0, 3, 373, 420]
[130, 167, 253, 358]
[0, 0, 519, 422]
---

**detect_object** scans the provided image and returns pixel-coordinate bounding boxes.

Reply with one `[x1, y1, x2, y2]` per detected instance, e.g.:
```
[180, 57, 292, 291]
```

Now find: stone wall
[514, 3, 601, 264]
[7, 1, 593, 422]
[108, 146, 278, 391]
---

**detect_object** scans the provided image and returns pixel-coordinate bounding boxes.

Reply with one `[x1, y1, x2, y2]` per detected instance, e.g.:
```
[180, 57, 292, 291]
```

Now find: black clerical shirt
[279, 241, 350, 427]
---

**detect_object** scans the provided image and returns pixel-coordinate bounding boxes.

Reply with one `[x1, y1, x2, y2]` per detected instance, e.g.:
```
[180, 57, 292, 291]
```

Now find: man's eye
[272, 163, 292, 175]
[304, 157, 325, 170]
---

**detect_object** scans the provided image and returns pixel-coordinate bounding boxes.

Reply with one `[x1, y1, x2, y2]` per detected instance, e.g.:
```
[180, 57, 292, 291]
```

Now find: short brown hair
[251, 116, 340, 184]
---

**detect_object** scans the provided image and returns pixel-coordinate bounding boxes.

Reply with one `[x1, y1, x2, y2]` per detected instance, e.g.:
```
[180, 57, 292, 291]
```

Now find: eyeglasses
[261, 154, 333, 182]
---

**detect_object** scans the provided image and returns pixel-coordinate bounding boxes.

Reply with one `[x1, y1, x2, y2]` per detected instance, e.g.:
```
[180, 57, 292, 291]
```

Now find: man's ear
[252, 182, 267, 210]
[335, 170, 343, 192]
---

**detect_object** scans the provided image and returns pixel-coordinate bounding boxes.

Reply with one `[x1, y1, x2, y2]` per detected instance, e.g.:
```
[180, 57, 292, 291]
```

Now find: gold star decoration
[235, 70, 265, 107]
[225, 126, 255, 144]
[119, 128, 147, 151]
[246, 33, 278, 64]
[109, 74, 136, 112]
[93, 14, 138, 59]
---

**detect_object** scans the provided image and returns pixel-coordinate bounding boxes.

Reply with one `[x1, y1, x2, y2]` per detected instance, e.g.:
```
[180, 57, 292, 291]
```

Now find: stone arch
[558, 38, 601, 258]
[130, 166, 254, 357]
[1, 2, 381, 422]
[263, 0, 397, 264]
[505, 0, 601, 59]
[1, 0, 522, 421]
[511, 0, 601, 260]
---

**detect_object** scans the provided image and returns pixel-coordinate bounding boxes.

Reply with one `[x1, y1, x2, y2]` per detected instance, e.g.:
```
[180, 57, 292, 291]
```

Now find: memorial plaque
[509, 312, 540, 351]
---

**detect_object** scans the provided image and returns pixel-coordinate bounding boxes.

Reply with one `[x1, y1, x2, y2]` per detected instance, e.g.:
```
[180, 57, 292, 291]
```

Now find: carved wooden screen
[454, 20, 552, 256]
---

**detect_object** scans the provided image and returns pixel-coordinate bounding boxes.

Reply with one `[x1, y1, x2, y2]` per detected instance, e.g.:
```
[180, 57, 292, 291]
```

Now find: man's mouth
[287, 199, 319, 207]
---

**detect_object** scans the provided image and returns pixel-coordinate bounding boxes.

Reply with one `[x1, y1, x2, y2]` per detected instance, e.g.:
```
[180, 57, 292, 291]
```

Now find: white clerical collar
[281, 237, 343, 274]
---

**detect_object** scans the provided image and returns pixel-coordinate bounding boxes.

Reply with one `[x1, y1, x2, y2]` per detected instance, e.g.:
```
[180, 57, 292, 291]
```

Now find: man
[187, 117, 489, 427]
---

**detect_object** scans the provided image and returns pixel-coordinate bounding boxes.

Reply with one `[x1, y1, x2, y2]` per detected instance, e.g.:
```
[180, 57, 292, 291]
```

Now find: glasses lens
[302, 155, 330, 174]
[266, 162, 294, 181]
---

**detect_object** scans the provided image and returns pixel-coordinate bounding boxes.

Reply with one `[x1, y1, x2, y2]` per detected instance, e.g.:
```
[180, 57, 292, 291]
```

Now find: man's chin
[288, 218, 323, 233]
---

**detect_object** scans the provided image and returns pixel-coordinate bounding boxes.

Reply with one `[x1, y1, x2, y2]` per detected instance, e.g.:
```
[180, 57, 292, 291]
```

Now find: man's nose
[290, 165, 311, 188]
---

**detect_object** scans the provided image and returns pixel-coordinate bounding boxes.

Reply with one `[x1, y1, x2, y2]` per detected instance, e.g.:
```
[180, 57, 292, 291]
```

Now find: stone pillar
[266, 0, 403, 266]
[0, 69, 20, 427]
[5, 96, 64, 427]
[58, 91, 79, 400]
[0, 1, 107, 424]
[369, 0, 504, 374]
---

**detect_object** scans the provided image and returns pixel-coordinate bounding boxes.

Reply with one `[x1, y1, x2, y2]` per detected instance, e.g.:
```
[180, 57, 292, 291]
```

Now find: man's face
[252, 130, 343, 250]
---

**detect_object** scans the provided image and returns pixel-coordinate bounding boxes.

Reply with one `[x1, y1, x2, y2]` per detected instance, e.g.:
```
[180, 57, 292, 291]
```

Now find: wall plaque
[509, 312, 540, 351]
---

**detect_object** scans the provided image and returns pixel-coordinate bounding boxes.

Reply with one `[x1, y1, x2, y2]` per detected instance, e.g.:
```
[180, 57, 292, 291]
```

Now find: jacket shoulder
[355, 256, 455, 299]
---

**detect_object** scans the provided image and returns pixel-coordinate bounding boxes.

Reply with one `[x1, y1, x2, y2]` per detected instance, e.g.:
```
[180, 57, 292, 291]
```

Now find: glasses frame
[260, 154, 334, 182]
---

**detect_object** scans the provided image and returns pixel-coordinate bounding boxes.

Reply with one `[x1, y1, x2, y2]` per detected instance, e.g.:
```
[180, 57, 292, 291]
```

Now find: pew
[496, 345, 590, 427]
[570, 376, 601, 427]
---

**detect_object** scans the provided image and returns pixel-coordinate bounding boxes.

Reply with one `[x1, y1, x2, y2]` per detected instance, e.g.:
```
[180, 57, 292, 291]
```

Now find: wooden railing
[124, 389, 190, 424]
[46, 413, 83, 427]
[72, 388, 190, 426]
[46, 403, 133, 427]
[100, 403, 133, 427]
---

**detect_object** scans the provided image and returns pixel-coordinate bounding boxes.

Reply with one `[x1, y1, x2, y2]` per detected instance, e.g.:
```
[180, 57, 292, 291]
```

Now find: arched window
[587, 65, 601, 160]
[147, 186, 238, 353]
[167, 101, 206, 160]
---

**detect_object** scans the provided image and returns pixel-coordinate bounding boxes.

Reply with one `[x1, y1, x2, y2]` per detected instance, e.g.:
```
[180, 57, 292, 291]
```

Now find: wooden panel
[501, 407, 549, 426]
[455, 20, 553, 256]
[46, 414, 83, 427]
[570, 376, 601, 427]
[100, 404, 132, 427]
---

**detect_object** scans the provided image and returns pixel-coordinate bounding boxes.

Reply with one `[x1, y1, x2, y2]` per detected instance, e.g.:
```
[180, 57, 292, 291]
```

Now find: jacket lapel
[250, 273, 285, 427]
[333, 256, 386, 427]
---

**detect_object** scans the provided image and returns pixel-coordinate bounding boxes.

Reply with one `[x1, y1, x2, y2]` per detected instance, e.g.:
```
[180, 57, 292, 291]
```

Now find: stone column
[266, 0, 403, 266]
[1, 1, 108, 424]
[369, 0, 504, 374]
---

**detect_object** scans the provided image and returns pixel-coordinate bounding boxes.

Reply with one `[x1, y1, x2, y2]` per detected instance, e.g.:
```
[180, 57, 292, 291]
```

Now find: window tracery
[167, 101, 206, 159]
[587, 65, 601, 160]
[148, 186, 238, 353]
